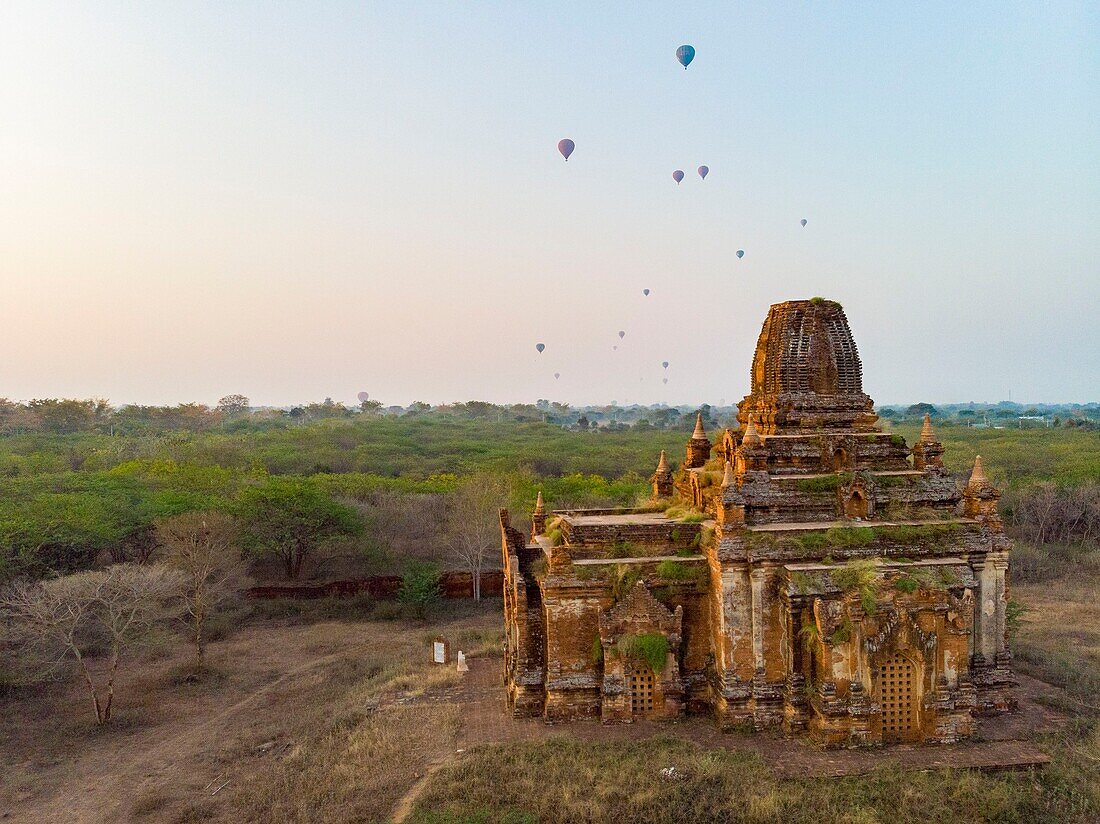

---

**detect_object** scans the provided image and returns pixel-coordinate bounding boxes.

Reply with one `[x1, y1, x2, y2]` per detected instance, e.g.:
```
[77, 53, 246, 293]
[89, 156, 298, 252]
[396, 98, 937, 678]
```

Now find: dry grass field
[2, 547, 1098, 824]
[0, 599, 501, 824]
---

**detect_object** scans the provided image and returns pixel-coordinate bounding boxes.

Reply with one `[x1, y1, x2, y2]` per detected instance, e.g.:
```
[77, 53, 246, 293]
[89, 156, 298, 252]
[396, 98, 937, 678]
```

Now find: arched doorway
[832, 447, 849, 472]
[630, 666, 656, 717]
[878, 654, 920, 743]
[845, 490, 868, 519]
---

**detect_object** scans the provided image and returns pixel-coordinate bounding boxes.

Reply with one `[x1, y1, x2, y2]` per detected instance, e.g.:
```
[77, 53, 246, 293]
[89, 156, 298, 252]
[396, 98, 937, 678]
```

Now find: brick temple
[500, 298, 1015, 746]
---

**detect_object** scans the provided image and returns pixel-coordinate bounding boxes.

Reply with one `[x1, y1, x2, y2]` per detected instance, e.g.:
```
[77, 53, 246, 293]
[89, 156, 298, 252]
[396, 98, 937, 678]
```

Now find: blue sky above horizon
[1, 2, 1097, 407]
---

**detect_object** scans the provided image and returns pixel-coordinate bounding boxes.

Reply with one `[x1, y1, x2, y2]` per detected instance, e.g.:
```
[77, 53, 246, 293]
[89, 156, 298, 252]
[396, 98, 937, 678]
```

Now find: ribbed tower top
[739, 299, 878, 434]
[750, 299, 863, 397]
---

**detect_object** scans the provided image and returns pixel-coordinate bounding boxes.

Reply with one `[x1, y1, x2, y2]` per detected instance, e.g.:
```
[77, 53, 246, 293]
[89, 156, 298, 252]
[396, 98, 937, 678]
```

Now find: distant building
[501, 299, 1014, 746]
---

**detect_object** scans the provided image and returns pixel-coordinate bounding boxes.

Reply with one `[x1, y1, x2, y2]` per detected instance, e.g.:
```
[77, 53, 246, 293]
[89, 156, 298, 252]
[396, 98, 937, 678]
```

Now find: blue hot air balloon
[554, 372, 560, 380]
[736, 249, 745, 259]
[662, 361, 669, 369]
[698, 165, 709, 180]
[676, 45, 695, 69]
[801, 218, 808, 227]
[643, 288, 650, 296]
[557, 139, 574, 161]
[536, 343, 545, 353]
[357, 391, 369, 402]
[618, 331, 626, 339]
[663, 378, 669, 384]
[672, 170, 684, 184]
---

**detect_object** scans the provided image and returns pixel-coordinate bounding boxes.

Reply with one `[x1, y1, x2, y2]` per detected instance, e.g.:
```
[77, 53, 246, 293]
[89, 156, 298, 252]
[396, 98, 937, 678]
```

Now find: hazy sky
[2, 2, 1097, 407]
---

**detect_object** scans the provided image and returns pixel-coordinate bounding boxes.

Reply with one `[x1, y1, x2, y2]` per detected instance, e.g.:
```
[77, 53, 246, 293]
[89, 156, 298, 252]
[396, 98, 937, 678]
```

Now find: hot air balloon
[698, 165, 709, 180]
[536, 343, 545, 353]
[554, 373, 560, 380]
[618, 331, 626, 339]
[672, 170, 684, 184]
[676, 45, 695, 69]
[643, 288, 650, 296]
[557, 139, 574, 161]
[357, 391, 369, 402]
[662, 361, 669, 369]
[663, 378, 669, 384]
[801, 218, 808, 227]
[613, 345, 618, 351]
[736, 249, 745, 259]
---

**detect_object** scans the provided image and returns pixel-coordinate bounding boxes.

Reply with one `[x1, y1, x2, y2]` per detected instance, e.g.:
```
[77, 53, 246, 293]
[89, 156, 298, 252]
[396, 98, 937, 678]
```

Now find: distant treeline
[1, 396, 1097, 438]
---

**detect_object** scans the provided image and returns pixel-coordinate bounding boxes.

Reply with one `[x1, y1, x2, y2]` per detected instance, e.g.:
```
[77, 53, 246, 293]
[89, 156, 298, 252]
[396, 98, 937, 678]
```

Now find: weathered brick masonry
[501, 298, 1015, 746]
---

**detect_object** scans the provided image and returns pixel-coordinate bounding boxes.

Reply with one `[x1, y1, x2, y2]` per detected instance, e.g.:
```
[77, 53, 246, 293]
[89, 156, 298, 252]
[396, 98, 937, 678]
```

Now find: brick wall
[246, 569, 505, 600]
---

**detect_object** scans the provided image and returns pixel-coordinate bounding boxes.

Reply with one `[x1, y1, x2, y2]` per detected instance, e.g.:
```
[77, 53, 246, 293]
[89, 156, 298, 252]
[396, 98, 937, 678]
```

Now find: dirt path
[3, 621, 380, 824]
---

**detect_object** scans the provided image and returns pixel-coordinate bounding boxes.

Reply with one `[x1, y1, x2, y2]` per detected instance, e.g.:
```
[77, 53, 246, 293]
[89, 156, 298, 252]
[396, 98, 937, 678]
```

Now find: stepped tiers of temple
[501, 298, 1014, 746]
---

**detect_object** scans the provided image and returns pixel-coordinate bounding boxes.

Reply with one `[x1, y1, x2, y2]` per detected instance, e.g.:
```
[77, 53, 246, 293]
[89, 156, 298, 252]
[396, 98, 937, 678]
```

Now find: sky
[1, 2, 1097, 408]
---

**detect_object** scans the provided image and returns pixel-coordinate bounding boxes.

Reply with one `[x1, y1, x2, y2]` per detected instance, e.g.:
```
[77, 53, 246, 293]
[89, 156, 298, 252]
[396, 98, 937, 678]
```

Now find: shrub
[794, 475, 847, 493]
[398, 561, 441, 618]
[655, 560, 699, 581]
[616, 633, 669, 672]
[825, 526, 875, 547]
[798, 619, 820, 651]
[832, 559, 879, 615]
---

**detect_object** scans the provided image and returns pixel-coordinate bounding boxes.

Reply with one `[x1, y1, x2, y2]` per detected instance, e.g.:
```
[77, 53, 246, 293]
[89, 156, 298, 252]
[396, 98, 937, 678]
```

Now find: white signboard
[433, 641, 447, 664]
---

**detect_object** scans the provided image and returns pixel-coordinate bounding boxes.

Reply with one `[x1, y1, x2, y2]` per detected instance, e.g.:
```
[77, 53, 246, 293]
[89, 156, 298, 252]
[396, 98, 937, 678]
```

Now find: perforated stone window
[630, 666, 656, 716]
[879, 654, 919, 743]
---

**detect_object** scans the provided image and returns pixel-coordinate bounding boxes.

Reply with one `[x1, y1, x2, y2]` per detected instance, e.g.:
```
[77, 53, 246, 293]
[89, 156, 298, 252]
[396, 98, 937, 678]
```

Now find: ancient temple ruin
[501, 298, 1014, 746]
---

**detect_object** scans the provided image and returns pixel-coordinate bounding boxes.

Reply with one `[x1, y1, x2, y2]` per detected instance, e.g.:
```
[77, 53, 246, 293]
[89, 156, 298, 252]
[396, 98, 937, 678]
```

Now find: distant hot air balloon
[618, 331, 626, 339]
[662, 361, 669, 369]
[736, 249, 745, 259]
[676, 45, 695, 69]
[554, 373, 560, 380]
[536, 343, 545, 353]
[357, 391, 369, 402]
[801, 218, 808, 227]
[557, 139, 574, 161]
[672, 170, 684, 184]
[613, 345, 618, 351]
[643, 288, 650, 296]
[698, 165, 709, 180]
[663, 378, 669, 384]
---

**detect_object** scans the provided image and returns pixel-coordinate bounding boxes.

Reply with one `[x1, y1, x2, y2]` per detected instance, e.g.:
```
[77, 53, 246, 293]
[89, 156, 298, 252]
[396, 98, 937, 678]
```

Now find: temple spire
[692, 412, 707, 441]
[967, 455, 989, 490]
[656, 450, 669, 473]
[534, 490, 545, 514]
[721, 460, 736, 488]
[919, 413, 936, 444]
[742, 419, 762, 448]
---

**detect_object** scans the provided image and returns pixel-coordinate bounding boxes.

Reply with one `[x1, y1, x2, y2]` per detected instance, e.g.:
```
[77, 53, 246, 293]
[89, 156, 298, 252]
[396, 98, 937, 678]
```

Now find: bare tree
[445, 474, 511, 601]
[0, 565, 182, 724]
[155, 511, 247, 671]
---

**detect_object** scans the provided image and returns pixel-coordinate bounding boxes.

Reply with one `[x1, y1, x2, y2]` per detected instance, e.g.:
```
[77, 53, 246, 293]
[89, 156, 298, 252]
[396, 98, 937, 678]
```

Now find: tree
[238, 479, 361, 579]
[398, 561, 441, 619]
[445, 474, 511, 601]
[155, 511, 247, 671]
[216, 394, 250, 419]
[1, 565, 182, 724]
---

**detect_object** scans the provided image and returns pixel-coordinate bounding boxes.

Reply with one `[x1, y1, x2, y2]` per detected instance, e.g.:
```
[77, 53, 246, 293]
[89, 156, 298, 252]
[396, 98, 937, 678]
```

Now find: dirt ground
[0, 605, 500, 824]
[0, 582, 1082, 824]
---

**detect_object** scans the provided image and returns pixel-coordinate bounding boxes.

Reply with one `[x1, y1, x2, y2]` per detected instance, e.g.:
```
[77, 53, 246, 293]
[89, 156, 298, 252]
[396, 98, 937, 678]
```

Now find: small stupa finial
[721, 460, 736, 488]
[742, 419, 762, 448]
[534, 490, 545, 514]
[656, 450, 670, 473]
[967, 455, 988, 490]
[919, 413, 936, 444]
[692, 412, 707, 441]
